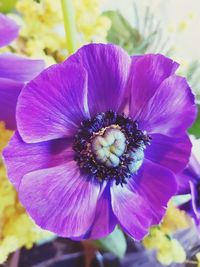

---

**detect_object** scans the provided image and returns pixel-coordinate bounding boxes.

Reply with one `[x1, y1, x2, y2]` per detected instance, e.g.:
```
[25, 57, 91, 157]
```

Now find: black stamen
[73, 111, 151, 185]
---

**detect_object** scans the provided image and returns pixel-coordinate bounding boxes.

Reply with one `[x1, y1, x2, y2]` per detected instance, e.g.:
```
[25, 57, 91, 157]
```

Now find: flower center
[73, 111, 151, 186]
[91, 126, 126, 168]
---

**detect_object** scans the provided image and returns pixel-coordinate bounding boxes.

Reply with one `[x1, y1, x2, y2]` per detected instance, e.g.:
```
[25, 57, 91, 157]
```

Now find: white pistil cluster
[92, 127, 126, 168]
[128, 148, 144, 173]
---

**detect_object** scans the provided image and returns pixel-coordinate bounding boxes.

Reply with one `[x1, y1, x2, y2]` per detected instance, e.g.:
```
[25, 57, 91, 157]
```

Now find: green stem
[61, 0, 77, 54]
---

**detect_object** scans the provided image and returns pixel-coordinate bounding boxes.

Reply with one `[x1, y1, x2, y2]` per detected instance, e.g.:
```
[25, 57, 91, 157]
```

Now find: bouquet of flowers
[0, 1, 199, 266]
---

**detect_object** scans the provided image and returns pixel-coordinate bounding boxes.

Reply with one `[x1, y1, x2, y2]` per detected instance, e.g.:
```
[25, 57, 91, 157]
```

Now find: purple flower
[0, 13, 44, 129]
[177, 150, 200, 224]
[3, 44, 197, 240]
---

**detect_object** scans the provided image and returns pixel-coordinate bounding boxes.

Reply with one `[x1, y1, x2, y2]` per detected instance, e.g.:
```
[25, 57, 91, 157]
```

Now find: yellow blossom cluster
[196, 252, 200, 267]
[0, 122, 52, 264]
[143, 203, 191, 265]
[161, 202, 191, 234]
[15, 0, 66, 65]
[74, 0, 111, 43]
[143, 227, 186, 265]
[12, 0, 111, 65]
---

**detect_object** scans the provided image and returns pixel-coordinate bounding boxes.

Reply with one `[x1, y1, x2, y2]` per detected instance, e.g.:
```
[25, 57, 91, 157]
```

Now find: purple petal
[128, 54, 178, 119]
[86, 182, 117, 239]
[189, 181, 200, 221]
[110, 182, 153, 240]
[68, 43, 131, 115]
[19, 164, 100, 237]
[176, 172, 191, 194]
[3, 131, 74, 190]
[132, 159, 177, 224]
[0, 14, 19, 48]
[145, 134, 191, 173]
[176, 153, 200, 194]
[0, 53, 45, 82]
[0, 77, 23, 129]
[17, 63, 89, 143]
[119, 55, 142, 114]
[188, 153, 200, 178]
[134, 75, 197, 136]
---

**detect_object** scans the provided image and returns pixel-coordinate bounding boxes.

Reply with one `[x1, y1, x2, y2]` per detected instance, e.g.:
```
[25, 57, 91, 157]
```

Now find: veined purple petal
[134, 75, 197, 136]
[17, 63, 89, 143]
[85, 182, 117, 239]
[176, 153, 200, 194]
[19, 164, 100, 237]
[176, 172, 191, 194]
[131, 159, 177, 225]
[110, 182, 152, 240]
[68, 43, 131, 115]
[0, 14, 19, 48]
[145, 134, 191, 173]
[188, 153, 200, 178]
[189, 180, 200, 222]
[0, 53, 45, 82]
[0, 77, 23, 129]
[3, 132, 74, 190]
[128, 54, 178, 120]
[119, 55, 142, 114]
[177, 153, 200, 223]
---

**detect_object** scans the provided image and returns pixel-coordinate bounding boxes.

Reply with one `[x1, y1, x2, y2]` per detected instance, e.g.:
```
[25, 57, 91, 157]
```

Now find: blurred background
[0, 0, 200, 266]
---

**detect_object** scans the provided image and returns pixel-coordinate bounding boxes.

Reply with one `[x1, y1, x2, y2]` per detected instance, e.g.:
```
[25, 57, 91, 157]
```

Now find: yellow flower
[74, 0, 111, 43]
[143, 227, 167, 251]
[196, 252, 200, 267]
[0, 122, 13, 152]
[161, 202, 191, 234]
[11, 0, 111, 65]
[0, 122, 53, 264]
[143, 203, 190, 265]
[157, 239, 186, 265]
[144, 228, 186, 265]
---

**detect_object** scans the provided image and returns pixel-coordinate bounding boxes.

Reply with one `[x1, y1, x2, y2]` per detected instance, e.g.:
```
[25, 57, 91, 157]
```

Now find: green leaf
[94, 227, 127, 258]
[104, 8, 171, 55]
[0, 0, 17, 13]
[104, 10, 142, 55]
[189, 105, 200, 137]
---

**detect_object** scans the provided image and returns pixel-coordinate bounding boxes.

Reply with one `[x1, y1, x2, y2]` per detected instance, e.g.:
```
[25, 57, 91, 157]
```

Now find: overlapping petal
[0, 78, 23, 129]
[131, 160, 177, 225]
[110, 158, 176, 240]
[0, 13, 19, 48]
[176, 148, 200, 224]
[19, 164, 100, 237]
[3, 132, 73, 190]
[131, 74, 197, 136]
[189, 180, 200, 219]
[86, 183, 117, 239]
[188, 153, 200, 178]
[176, 172, 192, 194]
[145, 134, 191, 173]
[176, 154, 200, 194]
[110, 182, 152, 240]
[68, 44, 131, 115]
[0, 53, 45, 82]
[128, 54, 178, 120]
[17, 63, 89, 143]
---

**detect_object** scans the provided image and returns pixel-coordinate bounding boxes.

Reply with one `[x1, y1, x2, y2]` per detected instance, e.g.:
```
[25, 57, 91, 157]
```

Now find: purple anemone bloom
[3, 44, 197, 240]
[177, 149, 200, 224]
[0, 13, 44, 129]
